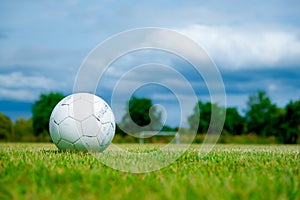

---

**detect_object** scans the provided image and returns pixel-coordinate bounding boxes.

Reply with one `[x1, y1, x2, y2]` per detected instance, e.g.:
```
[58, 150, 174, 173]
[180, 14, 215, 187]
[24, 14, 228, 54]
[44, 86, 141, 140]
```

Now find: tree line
[0, 93, 65, 142]
[0, 91, 299, 144]
[188, 91, 300, 144]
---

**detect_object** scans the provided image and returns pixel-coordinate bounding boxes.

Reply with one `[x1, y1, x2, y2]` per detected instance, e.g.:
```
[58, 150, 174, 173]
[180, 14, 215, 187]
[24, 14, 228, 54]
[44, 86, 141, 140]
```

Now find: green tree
[0, 112, 13, 141]
[32, 92, 64, 136]
[224, 107, 246, 135]
[188, 101, 210, 134]
[278, 100, 300, 144]
[245, 91, 280, 136]
[120, 97, 162, 134]
[14, 117, 34, 141]
[161, 125, 176, 132]
[188, 101, 225, 134]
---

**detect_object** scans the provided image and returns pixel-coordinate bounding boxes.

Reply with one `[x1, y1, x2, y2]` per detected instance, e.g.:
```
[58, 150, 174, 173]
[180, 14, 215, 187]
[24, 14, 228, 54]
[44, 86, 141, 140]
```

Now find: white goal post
[139, 131, 180, 144]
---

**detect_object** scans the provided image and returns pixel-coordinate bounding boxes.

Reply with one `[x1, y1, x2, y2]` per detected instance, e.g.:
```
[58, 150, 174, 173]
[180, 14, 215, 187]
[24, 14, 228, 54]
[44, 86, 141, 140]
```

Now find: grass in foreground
[0, 143, 299, 200]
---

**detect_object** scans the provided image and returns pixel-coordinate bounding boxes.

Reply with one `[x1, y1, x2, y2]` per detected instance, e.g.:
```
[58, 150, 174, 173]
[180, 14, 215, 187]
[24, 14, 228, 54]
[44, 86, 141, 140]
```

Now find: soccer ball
[49, 93, 115, 152]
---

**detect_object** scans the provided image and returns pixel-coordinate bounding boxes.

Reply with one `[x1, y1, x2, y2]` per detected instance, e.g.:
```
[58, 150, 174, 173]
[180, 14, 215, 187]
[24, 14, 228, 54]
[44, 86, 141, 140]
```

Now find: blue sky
[0, 0, 300, 127]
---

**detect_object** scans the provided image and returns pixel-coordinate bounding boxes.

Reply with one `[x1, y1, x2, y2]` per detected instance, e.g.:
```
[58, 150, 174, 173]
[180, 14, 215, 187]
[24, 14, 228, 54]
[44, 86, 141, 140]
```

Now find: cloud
[1, 0, 300, 125]
[220, 66, 300, 113]
[0, 47, 85, 70]
[177, 24, 300, 69]
[0, 71, 57, 101]
[0, 88, 38, 102]
[0, 72, 57, 89]
[0, 70, 73, 101]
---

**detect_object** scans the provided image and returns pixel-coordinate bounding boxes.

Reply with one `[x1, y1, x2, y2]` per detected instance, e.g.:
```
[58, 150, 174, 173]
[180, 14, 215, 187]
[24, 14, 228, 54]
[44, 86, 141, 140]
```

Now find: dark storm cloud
[221, 67, 300, 95]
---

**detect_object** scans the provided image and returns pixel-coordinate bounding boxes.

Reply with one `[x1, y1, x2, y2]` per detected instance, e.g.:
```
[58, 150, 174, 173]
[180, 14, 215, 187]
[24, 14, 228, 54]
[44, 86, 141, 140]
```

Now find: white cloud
[177, 25, 300, 69]
[0, 71, 73, 101]
[0, 88, 37, 101]
[0, 72, 58, 89]
[0, 47, 84, 69]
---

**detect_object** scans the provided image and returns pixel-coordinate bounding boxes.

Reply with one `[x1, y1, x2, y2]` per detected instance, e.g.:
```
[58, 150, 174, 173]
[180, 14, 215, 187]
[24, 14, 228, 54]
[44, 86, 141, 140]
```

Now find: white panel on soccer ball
[108, 122, 115, 135]
[74, 138, 88, 152]
[98, 108, 114, 124]
[96, 132, 105, 146]
[81, 136, 101, 152]
[49, 118, 61, 143]
[102, 132, 113, 147]
[59, 118, 82, 143]
[60, 95, 75, 106]
[94, 101, 108, 120]
[107, 123, 115, 142]
[110, 112, 115, 126]
[82, 116, 101, 137]
[100, 110, 112, 124]
[97, 125, 114, 147]
[70, 93, 82, 101]
[51, 104, 69, 124]
[79, 93, 101, 104]
[108, 123, 115, 139]
[99, 123, 111, 136]
[57, 139, 74, 150]
[69, 99, 93, 121]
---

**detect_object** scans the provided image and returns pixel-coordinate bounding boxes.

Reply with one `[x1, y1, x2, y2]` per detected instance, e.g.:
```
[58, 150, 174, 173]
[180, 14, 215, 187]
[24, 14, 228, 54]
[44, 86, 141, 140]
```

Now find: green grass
[0, 143, 299, 200]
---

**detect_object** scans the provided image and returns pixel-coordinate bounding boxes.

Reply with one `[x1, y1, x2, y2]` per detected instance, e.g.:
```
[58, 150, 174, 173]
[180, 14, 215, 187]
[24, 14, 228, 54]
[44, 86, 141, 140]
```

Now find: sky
[0, 0, 300, 127]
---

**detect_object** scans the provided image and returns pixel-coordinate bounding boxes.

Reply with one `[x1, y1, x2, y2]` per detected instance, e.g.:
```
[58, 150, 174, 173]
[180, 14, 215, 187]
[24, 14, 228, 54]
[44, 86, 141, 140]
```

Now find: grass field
[0, 143, 299, 200]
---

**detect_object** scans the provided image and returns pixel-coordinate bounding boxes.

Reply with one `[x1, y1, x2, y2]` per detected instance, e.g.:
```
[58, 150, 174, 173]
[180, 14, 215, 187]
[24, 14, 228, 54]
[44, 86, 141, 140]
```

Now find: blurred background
[0, 0, 299, 144]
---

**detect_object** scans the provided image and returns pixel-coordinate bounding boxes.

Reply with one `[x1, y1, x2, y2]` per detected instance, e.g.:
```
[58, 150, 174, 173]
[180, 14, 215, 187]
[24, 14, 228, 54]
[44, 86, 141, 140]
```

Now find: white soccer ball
[49, 93, 115, 152]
